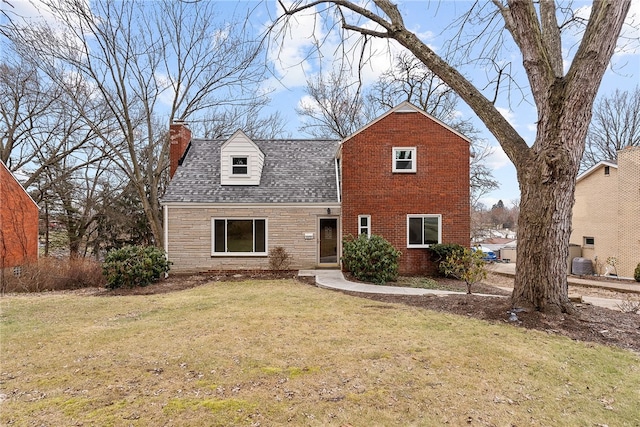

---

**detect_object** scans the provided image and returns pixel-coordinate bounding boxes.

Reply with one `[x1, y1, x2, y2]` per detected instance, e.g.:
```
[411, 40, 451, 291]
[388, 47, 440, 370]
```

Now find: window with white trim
[212, 218, 267, 255]
[583, 236, 595, 247]
[231, 156, 248, 175]
[358, 215, 371, 237]
[393, 147, 416, 173]
[407, 214, 441, 248]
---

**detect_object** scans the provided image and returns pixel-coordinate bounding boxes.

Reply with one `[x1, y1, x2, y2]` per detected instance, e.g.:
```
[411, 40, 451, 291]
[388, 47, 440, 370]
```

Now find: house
[570, 146, 640, 278]
[0, 161, 39, 273]
[162, 102, 470, 275]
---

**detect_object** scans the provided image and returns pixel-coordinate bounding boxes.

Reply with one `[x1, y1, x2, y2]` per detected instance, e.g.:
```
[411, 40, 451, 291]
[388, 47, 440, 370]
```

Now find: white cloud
[484, 143, 511, 170]
[264, 0, 439, 94]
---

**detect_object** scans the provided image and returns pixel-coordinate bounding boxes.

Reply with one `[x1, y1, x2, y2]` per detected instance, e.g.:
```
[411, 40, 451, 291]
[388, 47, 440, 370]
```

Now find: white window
[231, 156, 248, 175]
[407, 214, 441, 248]
[212, 218, 267, 255]
[583, 236, 595, 247]
[393, 147, 416, 173]
[358, 215, 371, 237]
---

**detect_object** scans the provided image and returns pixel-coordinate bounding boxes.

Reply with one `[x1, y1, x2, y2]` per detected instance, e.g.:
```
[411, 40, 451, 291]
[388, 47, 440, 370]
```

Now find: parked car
[472, 246, 497, 262]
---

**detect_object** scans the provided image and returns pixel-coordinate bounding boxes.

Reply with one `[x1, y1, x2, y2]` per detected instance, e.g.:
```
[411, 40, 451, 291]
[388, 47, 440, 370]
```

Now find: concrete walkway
[299, 269, 481, 296]
[299, 265, 639, 311]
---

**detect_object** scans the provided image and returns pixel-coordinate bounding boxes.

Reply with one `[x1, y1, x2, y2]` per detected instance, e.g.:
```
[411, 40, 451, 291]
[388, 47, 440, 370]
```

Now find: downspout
[163, 204, 169, 277]
[334, 157, 341, 203]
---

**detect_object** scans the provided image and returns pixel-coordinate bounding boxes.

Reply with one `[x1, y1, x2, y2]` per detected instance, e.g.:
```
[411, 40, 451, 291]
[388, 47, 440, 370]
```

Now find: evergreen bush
[342, 234, 401, 285]
[102, 245, 171, 289]
[634, 262, 640, 282]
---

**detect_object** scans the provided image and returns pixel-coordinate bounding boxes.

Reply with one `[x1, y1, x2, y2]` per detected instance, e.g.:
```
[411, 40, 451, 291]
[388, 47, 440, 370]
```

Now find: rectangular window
[358, 215, 371, 237]
[407, 215, 441, 248]
[583, 236, 595, 247]
[604, 166, 610, 176]
[212, 218, 267, 255]
[231, 156, 248, 175]
[393, 147, 416, 173]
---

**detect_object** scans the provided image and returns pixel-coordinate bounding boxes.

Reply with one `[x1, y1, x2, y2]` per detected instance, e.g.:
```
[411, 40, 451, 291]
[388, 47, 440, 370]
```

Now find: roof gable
[577, 160, 618, 183]
[0, 161, 39, 209]
[340, 101, 471, 146]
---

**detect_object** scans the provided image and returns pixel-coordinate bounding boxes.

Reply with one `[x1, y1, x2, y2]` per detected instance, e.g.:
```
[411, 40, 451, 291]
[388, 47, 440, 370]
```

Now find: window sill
[212, 253, 268, 257]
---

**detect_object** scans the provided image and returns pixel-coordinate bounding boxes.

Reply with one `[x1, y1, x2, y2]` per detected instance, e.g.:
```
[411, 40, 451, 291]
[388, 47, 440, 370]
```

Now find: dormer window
[220, 130, 265, 186]
[232, 156, 248, 175]
[393, 147, 416, 173]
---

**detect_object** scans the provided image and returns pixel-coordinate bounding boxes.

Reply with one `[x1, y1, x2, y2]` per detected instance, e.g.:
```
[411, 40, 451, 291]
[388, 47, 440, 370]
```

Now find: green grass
[1, 279, 639, 426]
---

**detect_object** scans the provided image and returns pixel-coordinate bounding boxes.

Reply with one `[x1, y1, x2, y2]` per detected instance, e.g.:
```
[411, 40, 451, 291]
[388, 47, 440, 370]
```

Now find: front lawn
[1, 279, 638, 426]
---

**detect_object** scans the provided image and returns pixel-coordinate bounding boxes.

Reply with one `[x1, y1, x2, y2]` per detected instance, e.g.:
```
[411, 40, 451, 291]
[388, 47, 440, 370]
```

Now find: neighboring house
[570, 146, 640, 278]
[0, 161, 39, 272]
[162, 102, 470, 275]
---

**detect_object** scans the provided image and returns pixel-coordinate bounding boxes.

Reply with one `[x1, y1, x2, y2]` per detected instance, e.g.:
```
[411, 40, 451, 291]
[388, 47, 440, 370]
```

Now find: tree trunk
[514, 155, 576, 313]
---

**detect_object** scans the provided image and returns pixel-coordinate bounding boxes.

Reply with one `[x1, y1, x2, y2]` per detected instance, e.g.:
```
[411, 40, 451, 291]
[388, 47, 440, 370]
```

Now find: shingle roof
[161, 138, 340, 204]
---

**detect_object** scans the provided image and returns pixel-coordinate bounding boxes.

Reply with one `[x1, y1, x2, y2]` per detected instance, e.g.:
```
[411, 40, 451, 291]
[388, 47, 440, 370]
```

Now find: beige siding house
[570, 147, 640, 278]
[162, 126, 341, 273]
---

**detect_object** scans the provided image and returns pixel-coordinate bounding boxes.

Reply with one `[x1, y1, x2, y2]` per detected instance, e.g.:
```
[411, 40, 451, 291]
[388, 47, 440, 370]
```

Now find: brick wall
[571, 164, 618, 274]
[341, 110, 470, 275]
[617, 147, 640, 278]
[1, 163, 39, 269]
[572, 149, 640, 279]
[166, 205, 340, 273]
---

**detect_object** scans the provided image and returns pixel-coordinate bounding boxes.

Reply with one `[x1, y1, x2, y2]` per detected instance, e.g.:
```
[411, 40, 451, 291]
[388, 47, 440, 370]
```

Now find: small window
[358, 215, 371, 237]
[604, 166, 610, 176]
[232, 156, 248, 175]
[212, 218, 267, 255]
[583, 236, 595, 247]
[407, 215, 441, 248]
[393, 147, 416, 173]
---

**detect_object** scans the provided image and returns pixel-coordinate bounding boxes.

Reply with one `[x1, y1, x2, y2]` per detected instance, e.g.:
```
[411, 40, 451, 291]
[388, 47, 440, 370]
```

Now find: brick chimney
[169, 121, 191, 178]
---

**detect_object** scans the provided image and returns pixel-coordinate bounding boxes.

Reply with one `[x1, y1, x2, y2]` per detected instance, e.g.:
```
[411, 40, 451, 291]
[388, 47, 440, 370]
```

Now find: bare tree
[581, 86, 640, 171]
[297, 67, 376, 138]
[199, 104, 286, 140]
[276, 0, 632, 312]
[8, 0, 279, 248]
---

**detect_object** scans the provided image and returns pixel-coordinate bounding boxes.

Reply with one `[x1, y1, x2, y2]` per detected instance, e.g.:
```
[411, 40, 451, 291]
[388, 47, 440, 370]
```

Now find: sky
[4, 0, 640, 208]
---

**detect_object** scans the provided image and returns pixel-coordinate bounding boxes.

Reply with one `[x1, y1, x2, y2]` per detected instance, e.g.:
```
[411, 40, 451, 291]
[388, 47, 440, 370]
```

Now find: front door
[319, 218, 338, 265]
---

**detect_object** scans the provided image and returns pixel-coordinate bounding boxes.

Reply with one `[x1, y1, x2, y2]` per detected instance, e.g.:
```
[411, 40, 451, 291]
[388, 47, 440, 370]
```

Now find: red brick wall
[1, 163, 39, 269]
[341, 110, 470, 275]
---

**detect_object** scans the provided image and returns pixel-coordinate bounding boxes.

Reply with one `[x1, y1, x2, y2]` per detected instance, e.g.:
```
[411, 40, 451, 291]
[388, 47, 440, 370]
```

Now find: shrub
[438, 247, 487, 294]
[268, 246, 292, 270]
[102, 245, 170, 289]
[635, 263, 640, 282]
[1, 257, 105, 293]
[342, 234, 401, 285]
[428, 243, 465, 276]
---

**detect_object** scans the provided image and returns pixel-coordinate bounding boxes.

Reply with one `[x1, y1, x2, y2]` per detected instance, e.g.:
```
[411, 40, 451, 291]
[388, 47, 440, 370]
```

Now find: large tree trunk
[514, 142, 581, 313]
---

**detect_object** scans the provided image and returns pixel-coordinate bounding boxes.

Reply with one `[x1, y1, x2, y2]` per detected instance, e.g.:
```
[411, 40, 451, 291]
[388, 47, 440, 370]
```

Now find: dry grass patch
[1, 279, 639, 426]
